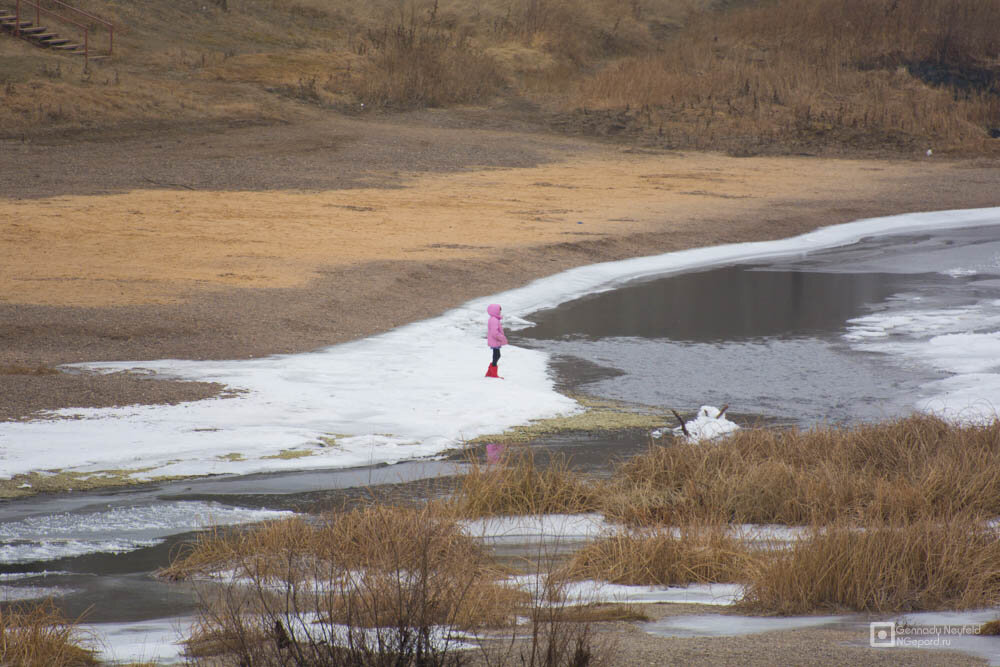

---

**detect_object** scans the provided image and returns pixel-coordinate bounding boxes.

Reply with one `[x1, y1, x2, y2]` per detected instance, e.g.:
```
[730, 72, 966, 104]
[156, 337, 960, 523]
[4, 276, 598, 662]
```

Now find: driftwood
[670, 409, 690, 437]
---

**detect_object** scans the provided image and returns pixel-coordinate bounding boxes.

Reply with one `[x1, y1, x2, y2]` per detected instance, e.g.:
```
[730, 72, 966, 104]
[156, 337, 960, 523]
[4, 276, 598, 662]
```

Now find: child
[485, 303, 508, 378]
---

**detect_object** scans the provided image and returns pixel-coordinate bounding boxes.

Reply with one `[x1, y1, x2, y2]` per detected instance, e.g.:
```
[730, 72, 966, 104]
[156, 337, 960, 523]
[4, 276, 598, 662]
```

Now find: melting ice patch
[460, 513, 614, 545]
[644, 613, 844, 638]
[93, 617, 191, 665]
[507, 574, 742, 607]
[0, 502, 291, 564]
[845, 298, 1000, 422]
[0, 207, 999, 480]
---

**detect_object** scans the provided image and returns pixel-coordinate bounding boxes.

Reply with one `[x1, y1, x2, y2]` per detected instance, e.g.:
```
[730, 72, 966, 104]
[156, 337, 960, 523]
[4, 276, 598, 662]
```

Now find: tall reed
[741, 515, 1000, 614]
[0, 600, 97, 667]
[603, 415, 1000, 526]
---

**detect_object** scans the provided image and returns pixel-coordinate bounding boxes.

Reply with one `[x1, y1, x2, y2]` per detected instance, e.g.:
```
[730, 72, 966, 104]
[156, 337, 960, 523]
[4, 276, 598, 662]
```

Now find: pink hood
[487, 304, 508, 348]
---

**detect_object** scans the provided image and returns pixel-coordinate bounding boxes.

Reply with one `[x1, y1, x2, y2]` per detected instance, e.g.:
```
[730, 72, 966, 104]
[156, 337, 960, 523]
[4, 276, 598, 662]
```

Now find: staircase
[0, 1, 113, 66]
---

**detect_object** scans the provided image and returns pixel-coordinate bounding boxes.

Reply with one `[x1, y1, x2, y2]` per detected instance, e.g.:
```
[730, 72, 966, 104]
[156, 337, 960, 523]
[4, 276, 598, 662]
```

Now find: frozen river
[523, 222, 1000, 426]
[2, 207, 1000, 662]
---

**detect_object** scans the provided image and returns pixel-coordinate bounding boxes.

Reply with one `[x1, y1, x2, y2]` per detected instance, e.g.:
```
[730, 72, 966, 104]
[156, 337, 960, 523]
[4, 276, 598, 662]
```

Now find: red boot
[485, 364, 502, 379]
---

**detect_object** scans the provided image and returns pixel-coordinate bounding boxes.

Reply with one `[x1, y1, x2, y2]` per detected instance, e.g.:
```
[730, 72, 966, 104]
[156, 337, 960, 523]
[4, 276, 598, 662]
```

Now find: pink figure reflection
[486, 443, 506, 464]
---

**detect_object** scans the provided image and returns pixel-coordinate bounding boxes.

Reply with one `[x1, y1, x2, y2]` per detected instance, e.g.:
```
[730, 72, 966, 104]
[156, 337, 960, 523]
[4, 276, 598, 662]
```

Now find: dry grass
[0, 600, 98, 667]
[572, 0, 1000, 155]
[170, 505, 524, 663]
[164, 506, 518, 626]
[3, 0, 997, 156]
[166, 503, 617, 664]
[740, 516, 1000, 614]
[560, 527, 754, 586]
[344, 21, 507, 109]
[981, 619, 1000, 635]
[602, 415, 1000, 526]
[161, 414, 1000, 641]
[450, 445, 601, 518]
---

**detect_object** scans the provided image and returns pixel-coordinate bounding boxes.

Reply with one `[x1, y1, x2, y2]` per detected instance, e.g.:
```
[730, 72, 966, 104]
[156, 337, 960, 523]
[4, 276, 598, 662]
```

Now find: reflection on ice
[0, 501, 291, 563]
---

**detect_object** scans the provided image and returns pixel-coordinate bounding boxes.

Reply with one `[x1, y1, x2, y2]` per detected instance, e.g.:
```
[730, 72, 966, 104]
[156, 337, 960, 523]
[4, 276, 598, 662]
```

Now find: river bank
[3, 114, 1000, 424]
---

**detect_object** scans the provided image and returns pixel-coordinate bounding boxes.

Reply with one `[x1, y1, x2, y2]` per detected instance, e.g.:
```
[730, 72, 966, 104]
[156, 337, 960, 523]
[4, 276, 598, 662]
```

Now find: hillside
[1, 0, 998, 156]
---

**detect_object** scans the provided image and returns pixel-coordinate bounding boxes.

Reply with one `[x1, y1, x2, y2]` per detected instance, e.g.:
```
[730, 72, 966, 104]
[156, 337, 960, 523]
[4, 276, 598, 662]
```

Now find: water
[0, 460, 458, 623]
[521, 225, 1000, 426]
[4, 219, 1000, 661]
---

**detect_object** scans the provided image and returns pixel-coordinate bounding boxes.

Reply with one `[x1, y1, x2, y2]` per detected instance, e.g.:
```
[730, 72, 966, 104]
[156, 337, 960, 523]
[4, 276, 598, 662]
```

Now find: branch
[670, 409, 689, 438]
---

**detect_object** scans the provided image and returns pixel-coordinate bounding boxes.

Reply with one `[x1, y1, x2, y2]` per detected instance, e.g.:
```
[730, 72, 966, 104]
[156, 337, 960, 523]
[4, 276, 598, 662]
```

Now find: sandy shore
[2, 114, 999, 420]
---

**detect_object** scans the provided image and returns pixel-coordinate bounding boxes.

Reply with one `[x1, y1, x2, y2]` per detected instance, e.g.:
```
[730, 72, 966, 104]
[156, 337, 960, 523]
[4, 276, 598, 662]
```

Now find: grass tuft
[451, 445, 601, 517]
[740, 516, 1000, 614]
[602, 415, 1000, 526]
[0, 600, 98, 667]
[561, 527, 754, 586]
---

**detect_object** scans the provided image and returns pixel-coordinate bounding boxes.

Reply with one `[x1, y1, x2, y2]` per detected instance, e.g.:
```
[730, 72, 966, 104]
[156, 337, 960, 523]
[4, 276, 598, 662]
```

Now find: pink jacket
[487, 304, 508, 348]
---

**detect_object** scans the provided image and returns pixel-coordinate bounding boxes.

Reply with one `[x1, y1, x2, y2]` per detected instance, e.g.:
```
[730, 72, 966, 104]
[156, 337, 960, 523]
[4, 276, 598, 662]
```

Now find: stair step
[1, 20, 34, 28]
[51, 43, 82, 50]
[28, 32, 58, 40]
[43, 38, 71, 46]
[19, 25, 48, 34]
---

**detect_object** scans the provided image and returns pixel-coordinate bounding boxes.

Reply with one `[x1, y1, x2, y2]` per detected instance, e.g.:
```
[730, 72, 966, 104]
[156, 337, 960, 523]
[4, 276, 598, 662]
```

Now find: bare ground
[2, 110, 999, 421]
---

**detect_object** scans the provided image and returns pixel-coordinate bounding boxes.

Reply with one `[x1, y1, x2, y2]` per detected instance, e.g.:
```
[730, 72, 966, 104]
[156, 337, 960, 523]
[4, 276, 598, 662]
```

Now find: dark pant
[491, 347, 501, 366]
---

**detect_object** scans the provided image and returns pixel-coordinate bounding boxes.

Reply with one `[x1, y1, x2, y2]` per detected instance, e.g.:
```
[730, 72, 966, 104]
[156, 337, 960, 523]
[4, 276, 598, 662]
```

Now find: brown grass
[572, 0, 1000, 155]
[164, 506, 519, 625]
[603, 415, 1000, 526]
[450, 445, 601, 518]
[4, 0, 997, 156]
[981, 619, 1000, 635]
[344, 20, 507, 109]
[0, 600, 98, 667]
[171, 505, 525, 663]
[167, 502, 619, 664]
[740, 516, 1000, 614]
[560, 527, 754, 586]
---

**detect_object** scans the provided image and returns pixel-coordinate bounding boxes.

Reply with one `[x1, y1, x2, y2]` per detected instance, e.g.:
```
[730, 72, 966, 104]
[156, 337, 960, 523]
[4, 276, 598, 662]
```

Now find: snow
[93, 618, 190, 665]
[1, 207, 996, 482]
[846, 300, 1000, 423]
[506, 574, 742, 606]
[460, 513, 614, 544]
[666, 405, 740, 443]
[644, 613, 844, 637]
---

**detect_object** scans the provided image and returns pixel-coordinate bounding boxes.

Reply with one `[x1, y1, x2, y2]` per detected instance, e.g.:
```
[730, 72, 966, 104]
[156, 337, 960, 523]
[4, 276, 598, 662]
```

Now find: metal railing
[13, 0, 113, 68]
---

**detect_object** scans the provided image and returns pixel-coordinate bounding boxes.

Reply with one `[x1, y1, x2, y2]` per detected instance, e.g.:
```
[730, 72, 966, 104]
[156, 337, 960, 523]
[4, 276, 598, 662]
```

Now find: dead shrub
[167, 505, 539, 664]
[349, 22, 506, 109]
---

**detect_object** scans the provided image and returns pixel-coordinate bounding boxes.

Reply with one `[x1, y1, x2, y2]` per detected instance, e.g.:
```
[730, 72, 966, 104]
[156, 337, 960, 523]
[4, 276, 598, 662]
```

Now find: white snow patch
[644, 613, 844, 637]
[846, 301, 1000, 423]
[460, 513, 615, 544]
[0, 207, 998, 480]
[92, 618, 190, 665]
[507, 574, 742, 607]
[679, 405, 740, 442]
